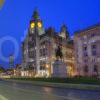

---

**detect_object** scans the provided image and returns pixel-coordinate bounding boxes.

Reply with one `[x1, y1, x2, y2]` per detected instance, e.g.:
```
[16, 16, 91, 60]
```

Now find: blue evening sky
[0, 0, 100, 68]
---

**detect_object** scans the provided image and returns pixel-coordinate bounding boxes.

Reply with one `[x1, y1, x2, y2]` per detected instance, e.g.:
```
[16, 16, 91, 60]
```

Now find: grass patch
[9, 77, 100, 85]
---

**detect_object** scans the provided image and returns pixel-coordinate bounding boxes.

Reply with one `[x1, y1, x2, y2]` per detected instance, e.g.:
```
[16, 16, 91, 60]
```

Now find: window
[40, 61, 45, 70]
[43, 48, 46, 56]
[40, 66, 45, 70]
[40, 49, 42, 57]
[84, 59, 88, 63]
[94, 65, 98, 72]
[92, 50, 96, 56]
[84, 65, 88, 73]
[92, 58, 95, 63]
[83, 52, 88, 57]
[91, 33, 95, 37]
[91, 44, 96, 49]
[91, 44, 97, 56]
[83, 46, 87, 51]
[83, 35, 87, 39]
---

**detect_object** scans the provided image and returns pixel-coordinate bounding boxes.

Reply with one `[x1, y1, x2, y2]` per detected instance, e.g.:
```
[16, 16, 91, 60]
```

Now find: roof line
[75, 23, 100, 34]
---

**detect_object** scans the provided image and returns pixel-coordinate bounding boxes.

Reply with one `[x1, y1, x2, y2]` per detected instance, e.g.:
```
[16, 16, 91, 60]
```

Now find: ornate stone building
[74, 24, 100, 77]
[21, 10, 75, 77]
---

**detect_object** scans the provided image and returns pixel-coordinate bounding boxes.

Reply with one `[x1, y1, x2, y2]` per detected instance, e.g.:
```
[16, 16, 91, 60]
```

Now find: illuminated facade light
[46, 64, 49, 69]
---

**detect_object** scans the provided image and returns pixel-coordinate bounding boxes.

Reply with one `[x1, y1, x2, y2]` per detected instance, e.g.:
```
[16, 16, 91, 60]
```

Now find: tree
[0, 66, 5, 73]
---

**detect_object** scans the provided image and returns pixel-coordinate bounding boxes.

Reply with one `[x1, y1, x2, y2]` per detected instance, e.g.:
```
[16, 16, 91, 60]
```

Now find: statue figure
[55, 45, 63, 60]
[52, 45, 67, 77]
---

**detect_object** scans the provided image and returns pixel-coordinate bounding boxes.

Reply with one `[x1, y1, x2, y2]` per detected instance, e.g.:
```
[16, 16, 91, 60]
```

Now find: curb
[4, 79, 100, 92]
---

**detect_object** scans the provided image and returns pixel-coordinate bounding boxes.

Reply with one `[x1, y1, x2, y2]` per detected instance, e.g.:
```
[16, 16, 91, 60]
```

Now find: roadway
[0, 79, 100, 100]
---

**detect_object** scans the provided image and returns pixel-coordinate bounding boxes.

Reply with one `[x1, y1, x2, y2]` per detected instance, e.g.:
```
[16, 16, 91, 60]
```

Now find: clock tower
[30, 9, 43, 35]
[28, 9, 44, 76]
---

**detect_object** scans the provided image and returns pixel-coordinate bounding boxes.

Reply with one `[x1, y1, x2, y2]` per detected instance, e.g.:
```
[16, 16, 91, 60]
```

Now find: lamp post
[30, 12, 42, 76]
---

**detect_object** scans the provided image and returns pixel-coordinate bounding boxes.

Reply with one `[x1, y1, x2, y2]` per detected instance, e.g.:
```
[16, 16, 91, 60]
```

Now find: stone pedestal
[52, 60, 67, 78]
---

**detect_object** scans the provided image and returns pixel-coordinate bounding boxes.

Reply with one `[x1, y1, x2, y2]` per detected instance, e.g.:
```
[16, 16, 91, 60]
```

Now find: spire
[60, 24, 70, 41]
[60, 24, 67, 33]
[32, 8, 39, 20]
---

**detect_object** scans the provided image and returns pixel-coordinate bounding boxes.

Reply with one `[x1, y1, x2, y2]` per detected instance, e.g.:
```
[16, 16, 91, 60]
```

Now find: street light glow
[0, 0, 4, 8]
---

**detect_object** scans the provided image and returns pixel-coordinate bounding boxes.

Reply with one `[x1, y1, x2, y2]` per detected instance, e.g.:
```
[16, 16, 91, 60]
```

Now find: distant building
[9, 54, 14, 69]
[21, 10, 75, 77]
[0, 65, 5, 73]
[74, 24, 100, 77]
[14, 64, 22, 76]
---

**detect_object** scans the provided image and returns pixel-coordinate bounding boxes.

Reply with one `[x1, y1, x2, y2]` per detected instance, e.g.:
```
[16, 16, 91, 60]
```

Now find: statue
[55, 45, 63, 60]
[52, 45, 67, 78]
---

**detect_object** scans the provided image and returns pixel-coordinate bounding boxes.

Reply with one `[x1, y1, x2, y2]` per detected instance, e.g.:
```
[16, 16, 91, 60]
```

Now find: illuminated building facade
[74, 24, 100, 77]
[22, 10, 75, 77]
[14, 64, 22, 76]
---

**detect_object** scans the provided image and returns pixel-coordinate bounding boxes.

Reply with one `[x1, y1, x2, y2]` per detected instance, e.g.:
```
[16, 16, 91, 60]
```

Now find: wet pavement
[0, 79, 100, 100]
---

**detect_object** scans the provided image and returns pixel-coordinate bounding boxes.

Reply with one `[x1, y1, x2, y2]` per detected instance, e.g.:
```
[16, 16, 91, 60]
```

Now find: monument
[52, 45, 67, 78]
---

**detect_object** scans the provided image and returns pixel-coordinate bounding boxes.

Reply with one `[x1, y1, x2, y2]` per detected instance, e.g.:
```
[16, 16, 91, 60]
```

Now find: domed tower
[32, 9, 40, 20]
[60, 24, 70, 41]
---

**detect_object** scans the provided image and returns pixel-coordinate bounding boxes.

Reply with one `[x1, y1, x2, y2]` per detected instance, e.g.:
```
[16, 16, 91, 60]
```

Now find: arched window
[84, 65, 88, 73]
[94, 65, 98, 72]
[93, 65, 98, 77]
